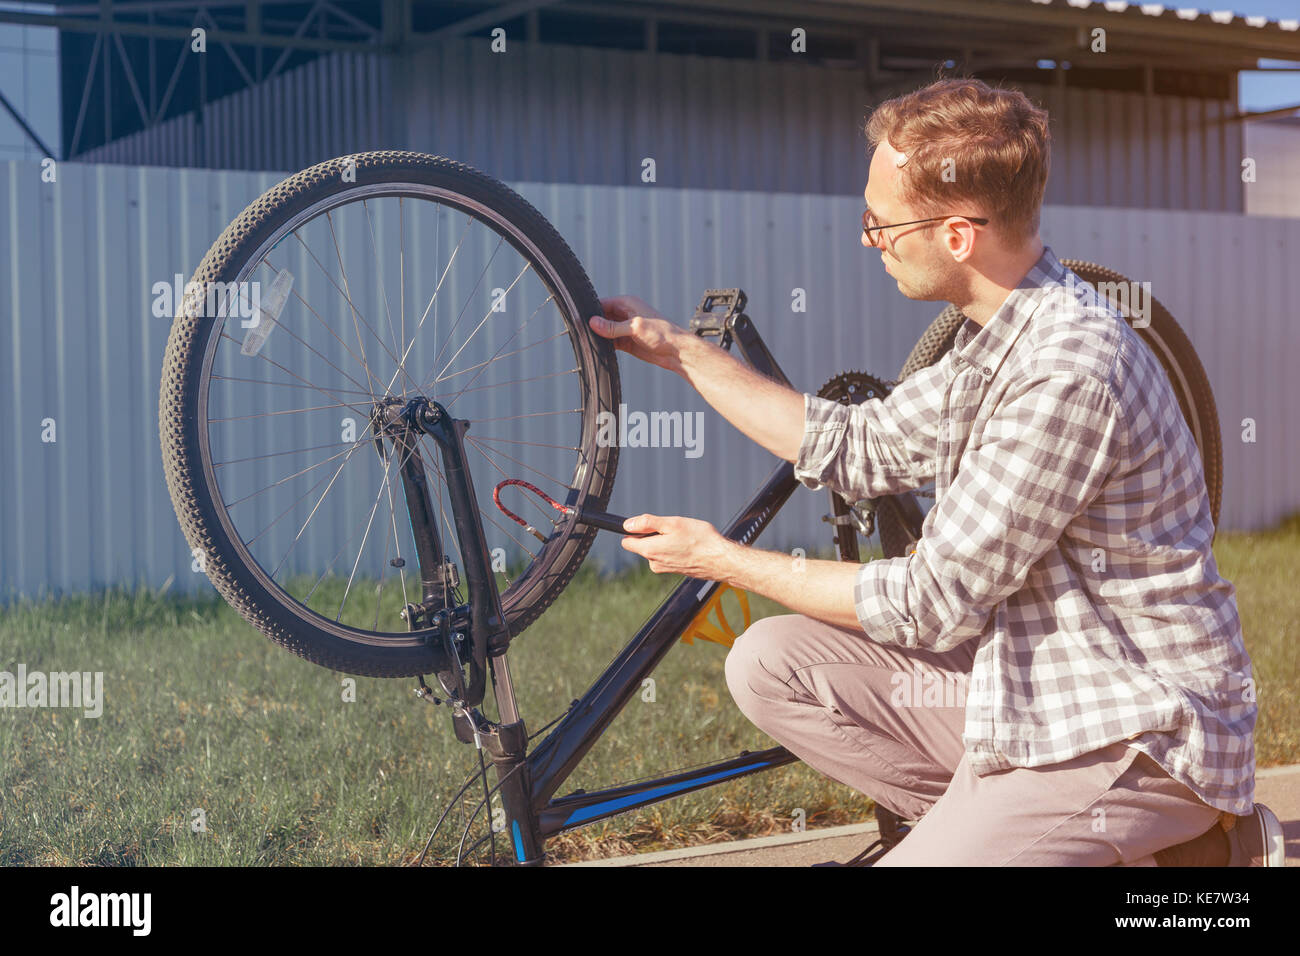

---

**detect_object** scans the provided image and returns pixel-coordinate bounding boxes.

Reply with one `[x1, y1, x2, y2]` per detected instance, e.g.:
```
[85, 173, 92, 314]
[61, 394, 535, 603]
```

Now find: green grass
[1, 515, 1297, 866]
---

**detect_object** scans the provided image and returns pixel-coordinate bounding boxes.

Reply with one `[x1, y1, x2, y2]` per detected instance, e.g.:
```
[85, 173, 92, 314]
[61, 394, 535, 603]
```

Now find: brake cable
[492, 479, 568, 542]
[491, 478, 651, 539]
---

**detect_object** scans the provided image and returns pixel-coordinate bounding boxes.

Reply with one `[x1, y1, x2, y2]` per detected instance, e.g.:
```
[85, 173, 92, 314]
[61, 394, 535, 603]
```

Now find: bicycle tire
[160, 151, 620, 677]
[877, 259, 1223, 558]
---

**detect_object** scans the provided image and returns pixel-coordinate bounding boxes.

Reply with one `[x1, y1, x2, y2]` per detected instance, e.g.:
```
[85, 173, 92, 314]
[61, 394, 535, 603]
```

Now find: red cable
[492, 478, 571, 542]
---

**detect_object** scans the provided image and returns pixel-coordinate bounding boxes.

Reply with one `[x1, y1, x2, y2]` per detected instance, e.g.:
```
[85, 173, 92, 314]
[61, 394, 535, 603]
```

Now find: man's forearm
[670, 333, 806, 462]
[717, 540, 865, 632]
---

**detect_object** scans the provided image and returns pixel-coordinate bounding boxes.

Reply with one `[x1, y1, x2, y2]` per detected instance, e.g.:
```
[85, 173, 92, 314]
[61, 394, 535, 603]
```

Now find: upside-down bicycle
[160, 151, 1223, 865]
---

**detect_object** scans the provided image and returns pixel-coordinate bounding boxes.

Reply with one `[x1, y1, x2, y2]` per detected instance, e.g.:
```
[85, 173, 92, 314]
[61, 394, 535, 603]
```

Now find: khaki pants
[723, 614, 1223, 866]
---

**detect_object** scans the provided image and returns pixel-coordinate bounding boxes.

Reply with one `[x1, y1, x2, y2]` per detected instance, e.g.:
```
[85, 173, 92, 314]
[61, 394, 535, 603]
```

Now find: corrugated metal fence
[1, 159, 1295, 601]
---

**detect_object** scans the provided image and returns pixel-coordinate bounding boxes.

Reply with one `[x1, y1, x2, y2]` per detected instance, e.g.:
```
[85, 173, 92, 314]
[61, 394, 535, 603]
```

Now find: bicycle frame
[513, 460, 803, 862]
[413, 289, 856, 865]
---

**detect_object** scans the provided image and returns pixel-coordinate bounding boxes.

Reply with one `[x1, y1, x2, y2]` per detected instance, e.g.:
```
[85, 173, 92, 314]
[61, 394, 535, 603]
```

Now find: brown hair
[864, 78, 1050, 241]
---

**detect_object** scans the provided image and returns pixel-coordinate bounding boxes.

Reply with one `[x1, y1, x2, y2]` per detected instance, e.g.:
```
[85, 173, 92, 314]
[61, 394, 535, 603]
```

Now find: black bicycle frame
[522, 461, 803, 858]
[412, 289, 823, 865]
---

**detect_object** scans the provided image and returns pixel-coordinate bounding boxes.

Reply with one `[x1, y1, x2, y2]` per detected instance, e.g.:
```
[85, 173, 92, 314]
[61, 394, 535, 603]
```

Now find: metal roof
[9, 0, 1297, 160]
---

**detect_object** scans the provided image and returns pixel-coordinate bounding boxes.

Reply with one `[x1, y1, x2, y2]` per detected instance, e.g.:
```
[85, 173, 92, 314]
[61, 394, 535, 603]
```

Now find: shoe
[1153, 821, 1229, 866]
[1154, 804, 1286, 867]
[1226, 804, 1286, 867]
[812, 805, 911, 867]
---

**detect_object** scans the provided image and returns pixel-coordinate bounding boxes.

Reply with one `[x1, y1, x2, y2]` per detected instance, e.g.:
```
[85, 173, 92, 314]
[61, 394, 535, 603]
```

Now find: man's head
[862, 78, 1050, 304]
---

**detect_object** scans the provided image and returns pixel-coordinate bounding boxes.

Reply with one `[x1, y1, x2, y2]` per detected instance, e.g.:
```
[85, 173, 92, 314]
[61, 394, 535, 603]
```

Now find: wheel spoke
[443, 367, 580, 402]
[304, 421, 423, 608]
[472, 408, 583, 424]
[432, 328, 572, 385]
[419, 231, 508, 387]
[421, 444, 540, 560]
[224, 433, 376, 511]
[337, 439, 403, 622]
[217, 330, 374, 420]
[426, 260, 534, 392]
[363, 198, 414, 394]
[211, 373, 375, 398]
[239, 435, 372, 550]
[465, 434, 572, 494]
[470, 433, 580, 452]
[270, 421, 376, 580]
[439, 292, 561, 411]
[208, 400, 357, 424]
[381, 451, 411, 624]
[325, 209, 384, 400]
[214, 438, 361, 469]
[259, 255, 388, 397]
[383, 209, 471, 395]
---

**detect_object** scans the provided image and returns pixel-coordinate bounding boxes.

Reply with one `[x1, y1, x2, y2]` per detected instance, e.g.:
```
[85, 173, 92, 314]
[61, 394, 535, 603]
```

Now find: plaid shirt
[794, 246, 1255, 815]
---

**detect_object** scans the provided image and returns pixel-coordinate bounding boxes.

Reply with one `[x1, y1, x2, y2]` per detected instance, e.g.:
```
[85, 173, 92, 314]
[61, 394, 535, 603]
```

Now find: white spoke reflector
[242, 268, 295, 357]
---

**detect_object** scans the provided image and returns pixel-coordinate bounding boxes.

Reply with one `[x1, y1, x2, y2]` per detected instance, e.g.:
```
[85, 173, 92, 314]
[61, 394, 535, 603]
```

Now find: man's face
[863, 139, 961, 302]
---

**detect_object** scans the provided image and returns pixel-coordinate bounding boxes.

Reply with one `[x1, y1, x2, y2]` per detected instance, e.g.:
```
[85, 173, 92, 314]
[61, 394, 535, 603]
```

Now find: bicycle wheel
[875, 259, 1223, 558]
[160, 151, 620, 677]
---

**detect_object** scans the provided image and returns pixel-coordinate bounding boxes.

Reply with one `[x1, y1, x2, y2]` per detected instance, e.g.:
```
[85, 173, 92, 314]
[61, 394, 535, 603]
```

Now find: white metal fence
[2, 159, 1296, 601]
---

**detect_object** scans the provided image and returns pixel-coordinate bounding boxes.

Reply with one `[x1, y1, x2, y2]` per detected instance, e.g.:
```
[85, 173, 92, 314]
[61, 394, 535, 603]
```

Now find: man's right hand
[588, 295, 690, 374]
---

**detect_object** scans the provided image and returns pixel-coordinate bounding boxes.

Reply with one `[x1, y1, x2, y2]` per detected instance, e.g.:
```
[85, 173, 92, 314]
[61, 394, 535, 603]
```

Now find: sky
[1233, 0, 1300, 110]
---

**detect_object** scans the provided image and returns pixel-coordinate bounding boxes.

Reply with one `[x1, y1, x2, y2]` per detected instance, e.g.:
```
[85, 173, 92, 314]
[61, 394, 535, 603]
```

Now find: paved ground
[562, 763, 1300, 867]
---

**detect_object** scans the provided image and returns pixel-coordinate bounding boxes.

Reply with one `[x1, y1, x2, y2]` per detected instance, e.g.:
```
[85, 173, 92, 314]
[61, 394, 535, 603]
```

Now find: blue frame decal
[512, 819, 525, 863]
[562, 762, 770, 826]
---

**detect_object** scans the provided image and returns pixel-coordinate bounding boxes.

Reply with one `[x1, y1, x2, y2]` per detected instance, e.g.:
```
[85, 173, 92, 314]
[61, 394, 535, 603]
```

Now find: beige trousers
[723, 613, 1223, 866]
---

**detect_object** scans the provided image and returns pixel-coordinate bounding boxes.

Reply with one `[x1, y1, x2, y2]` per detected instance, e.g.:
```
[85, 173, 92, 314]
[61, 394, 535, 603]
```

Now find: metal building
[9, 1, 1297, 209]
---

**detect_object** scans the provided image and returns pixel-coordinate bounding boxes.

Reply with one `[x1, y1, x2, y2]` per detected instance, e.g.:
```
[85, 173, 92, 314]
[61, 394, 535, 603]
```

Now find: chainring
[815, 371, 895, 562]
[817, 369, 895, 407]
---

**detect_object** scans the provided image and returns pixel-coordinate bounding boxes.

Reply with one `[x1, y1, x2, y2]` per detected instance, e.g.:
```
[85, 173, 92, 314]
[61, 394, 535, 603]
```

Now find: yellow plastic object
[680, 584, 752, 648]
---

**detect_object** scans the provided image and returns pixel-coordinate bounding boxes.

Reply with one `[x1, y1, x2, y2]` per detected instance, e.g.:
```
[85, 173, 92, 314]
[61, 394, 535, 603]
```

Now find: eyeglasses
[862, 207, 989, 248]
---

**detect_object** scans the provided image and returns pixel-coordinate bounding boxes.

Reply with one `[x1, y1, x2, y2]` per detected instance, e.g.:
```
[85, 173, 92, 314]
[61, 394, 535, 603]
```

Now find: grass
[1, 514, 1297, 866]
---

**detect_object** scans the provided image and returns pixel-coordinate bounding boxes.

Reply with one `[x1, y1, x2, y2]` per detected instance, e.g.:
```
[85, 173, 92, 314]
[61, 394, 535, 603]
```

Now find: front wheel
[160, 151, 621, 677]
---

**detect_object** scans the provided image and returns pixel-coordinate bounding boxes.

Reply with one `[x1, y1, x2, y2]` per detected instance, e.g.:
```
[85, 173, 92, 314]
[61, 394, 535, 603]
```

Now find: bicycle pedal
[689, 288, 747, 342]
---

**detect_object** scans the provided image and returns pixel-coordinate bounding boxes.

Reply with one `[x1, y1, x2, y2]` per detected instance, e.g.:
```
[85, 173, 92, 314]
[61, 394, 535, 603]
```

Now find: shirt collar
[953, 245, 1065, 382]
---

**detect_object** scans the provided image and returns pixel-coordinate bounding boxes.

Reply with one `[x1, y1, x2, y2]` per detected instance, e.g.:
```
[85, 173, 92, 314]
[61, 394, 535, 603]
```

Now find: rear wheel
[874, 259, 1224, 557]
[160, 151, 620, 677]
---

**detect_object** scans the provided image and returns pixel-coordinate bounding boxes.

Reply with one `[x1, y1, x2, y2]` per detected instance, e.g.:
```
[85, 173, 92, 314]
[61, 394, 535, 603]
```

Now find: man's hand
[621, 513, 867, 631]
[619, 513, 738, 580]
[588, 295, 691, 373]
[588, 292, 805, 464]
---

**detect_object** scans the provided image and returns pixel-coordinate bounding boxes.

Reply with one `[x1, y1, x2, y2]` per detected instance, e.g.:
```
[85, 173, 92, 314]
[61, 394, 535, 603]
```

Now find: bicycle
[159, 150, 1224, 866]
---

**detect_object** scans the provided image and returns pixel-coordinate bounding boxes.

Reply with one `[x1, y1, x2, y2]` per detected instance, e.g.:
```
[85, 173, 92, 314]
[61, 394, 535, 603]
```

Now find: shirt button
[981, 366, 992, 378]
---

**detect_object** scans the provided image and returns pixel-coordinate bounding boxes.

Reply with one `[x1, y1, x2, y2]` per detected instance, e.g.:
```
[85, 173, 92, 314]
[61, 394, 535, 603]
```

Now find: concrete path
[562, 763, 1300, 867]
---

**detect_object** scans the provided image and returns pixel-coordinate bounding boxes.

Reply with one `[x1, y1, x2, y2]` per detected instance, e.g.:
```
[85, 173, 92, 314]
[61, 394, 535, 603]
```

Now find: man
[588, 78, 1281, 866]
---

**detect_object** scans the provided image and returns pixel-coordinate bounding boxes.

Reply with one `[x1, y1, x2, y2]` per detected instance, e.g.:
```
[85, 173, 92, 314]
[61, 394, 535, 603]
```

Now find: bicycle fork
[374, 396, 544, 864]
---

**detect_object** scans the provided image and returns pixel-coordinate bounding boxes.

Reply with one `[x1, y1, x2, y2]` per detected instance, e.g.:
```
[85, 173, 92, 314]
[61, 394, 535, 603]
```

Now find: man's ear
[947, 223, 975, 263]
